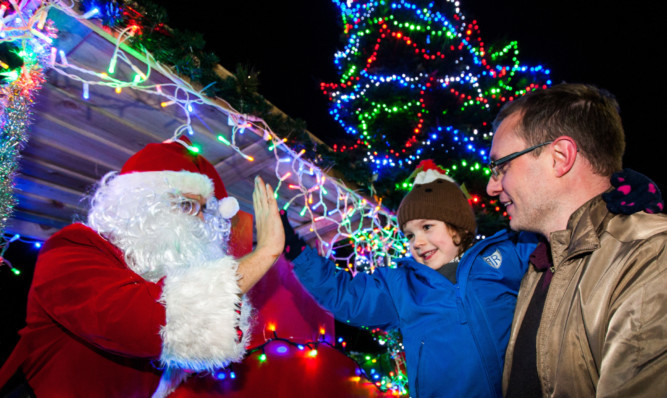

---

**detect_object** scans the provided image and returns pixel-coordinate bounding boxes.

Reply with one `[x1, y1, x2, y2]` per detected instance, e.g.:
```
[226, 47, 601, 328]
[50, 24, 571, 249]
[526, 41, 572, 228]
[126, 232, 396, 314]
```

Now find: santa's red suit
[0, 139, 252, 397]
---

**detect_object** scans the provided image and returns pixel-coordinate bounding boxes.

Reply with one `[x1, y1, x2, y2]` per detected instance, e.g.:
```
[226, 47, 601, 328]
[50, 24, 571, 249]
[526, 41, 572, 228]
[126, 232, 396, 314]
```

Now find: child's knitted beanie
[397, 160, 476, 233]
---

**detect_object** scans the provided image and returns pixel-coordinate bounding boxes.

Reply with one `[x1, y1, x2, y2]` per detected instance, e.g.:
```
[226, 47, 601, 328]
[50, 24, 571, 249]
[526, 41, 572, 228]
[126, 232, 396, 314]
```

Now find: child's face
[403, 219, 459, 270]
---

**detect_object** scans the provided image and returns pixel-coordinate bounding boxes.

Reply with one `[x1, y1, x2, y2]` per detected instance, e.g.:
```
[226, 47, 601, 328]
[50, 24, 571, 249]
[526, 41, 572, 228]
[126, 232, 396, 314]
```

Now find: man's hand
[236, 176, 285, 293]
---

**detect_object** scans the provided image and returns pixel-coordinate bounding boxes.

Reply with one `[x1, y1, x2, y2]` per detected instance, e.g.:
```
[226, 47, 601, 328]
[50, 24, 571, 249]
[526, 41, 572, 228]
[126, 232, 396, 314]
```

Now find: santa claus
[0, 138, 284, 397]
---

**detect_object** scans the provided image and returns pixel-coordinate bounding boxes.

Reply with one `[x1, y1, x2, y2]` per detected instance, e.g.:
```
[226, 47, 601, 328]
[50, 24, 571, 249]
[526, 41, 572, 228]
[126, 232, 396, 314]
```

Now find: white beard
[87, 172, 231, 282]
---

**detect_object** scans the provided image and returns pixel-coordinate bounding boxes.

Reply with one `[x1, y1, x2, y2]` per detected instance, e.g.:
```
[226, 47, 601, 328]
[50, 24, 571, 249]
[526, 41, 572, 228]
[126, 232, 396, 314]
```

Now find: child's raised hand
[280, 210, 307, 261]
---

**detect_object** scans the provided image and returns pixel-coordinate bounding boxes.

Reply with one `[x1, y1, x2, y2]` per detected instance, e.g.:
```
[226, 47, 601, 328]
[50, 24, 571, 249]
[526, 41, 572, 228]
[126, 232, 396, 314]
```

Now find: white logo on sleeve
[483, 250, 502, 269]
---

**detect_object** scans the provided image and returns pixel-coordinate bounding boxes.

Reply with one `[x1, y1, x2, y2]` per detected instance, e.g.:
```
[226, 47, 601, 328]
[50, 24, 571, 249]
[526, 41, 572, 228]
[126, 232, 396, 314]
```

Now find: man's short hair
[493, 83, 625, 176]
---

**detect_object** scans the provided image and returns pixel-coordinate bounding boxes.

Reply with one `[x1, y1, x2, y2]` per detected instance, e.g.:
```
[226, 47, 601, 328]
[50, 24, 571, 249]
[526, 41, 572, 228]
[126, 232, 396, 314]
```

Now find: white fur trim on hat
[159, 255, 252, 372]
[116, 171, 215, 198]
[414, 169, 457, 185]
[219, 197, 240, 219]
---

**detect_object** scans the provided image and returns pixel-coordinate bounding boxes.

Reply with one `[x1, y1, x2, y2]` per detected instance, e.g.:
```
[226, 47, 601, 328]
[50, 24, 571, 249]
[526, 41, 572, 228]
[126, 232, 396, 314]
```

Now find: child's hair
[397, 160, 477, 240]
[447, 224, 476, 256]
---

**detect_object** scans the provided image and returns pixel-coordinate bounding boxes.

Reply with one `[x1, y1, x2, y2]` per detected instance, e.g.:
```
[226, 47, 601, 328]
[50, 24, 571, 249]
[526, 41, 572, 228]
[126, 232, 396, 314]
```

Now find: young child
[283, 160, 537, 398]
[281, 160, 662, 398]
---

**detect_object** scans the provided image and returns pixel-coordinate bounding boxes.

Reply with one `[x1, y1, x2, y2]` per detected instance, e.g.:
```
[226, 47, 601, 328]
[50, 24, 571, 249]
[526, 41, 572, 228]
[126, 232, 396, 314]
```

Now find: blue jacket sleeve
[291, 246, 400, 330]
[515, 231, 539, 268]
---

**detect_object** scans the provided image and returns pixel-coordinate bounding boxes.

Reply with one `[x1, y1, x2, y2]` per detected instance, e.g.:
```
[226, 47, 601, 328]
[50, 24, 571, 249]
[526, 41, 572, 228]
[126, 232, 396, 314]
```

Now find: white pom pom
[414, 169, 457, 185]
[218, 197, 239, 219]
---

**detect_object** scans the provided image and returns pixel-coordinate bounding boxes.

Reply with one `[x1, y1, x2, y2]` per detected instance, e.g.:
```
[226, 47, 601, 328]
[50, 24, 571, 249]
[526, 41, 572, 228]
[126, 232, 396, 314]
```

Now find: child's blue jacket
[291, 229, 538, 398]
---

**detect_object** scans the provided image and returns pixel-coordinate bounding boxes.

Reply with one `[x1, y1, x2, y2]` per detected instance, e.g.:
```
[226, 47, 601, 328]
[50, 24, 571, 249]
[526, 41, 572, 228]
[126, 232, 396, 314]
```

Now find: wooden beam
[3, 217, 64, 241]
[27, 134, 120, 172]
[14, 174, 86, 202]
[20, 155, 99, 184]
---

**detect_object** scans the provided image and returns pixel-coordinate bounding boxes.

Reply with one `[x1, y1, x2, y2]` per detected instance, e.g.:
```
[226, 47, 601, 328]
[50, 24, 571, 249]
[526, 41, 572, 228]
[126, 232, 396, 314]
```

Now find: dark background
[160, 0, 665, 193]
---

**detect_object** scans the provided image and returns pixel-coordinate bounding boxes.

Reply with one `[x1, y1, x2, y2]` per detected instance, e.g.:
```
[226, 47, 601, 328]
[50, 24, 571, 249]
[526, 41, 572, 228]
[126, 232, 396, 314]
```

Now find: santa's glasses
[173, 196, 219, 218]
[172, 195, 230, 242]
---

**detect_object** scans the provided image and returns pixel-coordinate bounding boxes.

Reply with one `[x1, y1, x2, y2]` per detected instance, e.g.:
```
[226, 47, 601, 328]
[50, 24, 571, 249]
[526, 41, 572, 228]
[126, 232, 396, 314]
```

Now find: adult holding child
[283, 159, 538, 398]
[486, 83, 666, 397]
[282, 131, 661, 396]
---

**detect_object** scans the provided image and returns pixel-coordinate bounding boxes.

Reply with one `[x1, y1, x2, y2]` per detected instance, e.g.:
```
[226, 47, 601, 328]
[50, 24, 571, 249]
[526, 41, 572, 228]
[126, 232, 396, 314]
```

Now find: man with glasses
[0, 138, 284, 397]
[486, 83, 667, 397]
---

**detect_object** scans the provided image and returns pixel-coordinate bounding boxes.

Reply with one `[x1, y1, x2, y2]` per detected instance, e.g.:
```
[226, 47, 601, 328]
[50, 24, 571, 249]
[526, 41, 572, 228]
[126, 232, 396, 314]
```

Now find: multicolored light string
[1, 233, 22, 275]
[347, 326, 408, 394]
[212, 325, 408, 395]
[322, 0, 552, 176]
[273, 150, 408, 271]
[0, 232, 43, 275]
[1, 1, 414, 275]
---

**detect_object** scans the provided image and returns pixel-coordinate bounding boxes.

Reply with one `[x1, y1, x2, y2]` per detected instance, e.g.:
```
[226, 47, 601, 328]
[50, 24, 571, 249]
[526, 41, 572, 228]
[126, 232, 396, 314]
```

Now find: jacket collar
[549, 195, 612, 268]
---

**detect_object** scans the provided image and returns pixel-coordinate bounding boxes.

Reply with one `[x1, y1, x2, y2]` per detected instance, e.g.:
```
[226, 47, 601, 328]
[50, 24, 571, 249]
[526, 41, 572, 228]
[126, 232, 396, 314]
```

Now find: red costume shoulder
[42, 223, 125, 263]
[2, 223, 168, 396]
[30, 222, 166, 358]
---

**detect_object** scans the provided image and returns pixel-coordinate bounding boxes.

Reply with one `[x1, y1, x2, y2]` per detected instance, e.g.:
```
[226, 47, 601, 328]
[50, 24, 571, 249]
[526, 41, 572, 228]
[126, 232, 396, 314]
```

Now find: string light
[1, 233, 43, 276]
[228, 324, 408, 395]
[82, 7, 100, 19]
[323, 0, 551, 176]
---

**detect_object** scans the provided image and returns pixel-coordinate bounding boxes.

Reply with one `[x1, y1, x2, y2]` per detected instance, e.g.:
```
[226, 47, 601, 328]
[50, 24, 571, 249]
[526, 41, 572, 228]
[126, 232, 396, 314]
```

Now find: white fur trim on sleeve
[159, 255, 253, 372]
[151, 367, 189, 398]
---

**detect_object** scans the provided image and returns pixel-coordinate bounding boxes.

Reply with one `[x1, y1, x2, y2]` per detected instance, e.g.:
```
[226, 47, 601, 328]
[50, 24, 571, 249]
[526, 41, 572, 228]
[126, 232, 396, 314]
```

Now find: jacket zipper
[414, 341, 425, 398]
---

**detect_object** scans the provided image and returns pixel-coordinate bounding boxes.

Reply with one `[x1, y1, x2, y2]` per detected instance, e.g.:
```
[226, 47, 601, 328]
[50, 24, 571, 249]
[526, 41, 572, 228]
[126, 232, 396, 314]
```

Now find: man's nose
[486, 175, 502, 197]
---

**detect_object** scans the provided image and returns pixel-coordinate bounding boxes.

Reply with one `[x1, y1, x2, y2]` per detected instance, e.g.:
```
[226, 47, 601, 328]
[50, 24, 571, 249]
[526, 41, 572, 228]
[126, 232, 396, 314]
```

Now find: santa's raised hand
[237, 176, 285, 293]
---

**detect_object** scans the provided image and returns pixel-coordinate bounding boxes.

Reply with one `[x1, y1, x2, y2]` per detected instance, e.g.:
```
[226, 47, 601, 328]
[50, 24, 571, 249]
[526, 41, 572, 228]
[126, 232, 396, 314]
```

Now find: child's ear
[445, 224, 462, 246]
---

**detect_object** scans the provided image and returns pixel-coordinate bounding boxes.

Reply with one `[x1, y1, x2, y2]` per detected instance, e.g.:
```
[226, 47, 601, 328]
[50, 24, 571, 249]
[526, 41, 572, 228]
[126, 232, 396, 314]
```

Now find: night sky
[164, 0, 665, 194]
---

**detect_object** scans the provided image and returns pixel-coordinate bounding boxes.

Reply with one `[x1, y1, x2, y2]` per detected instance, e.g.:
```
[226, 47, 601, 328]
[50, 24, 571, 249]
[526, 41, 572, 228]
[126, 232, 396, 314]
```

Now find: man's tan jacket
[503, 196, 667, 397]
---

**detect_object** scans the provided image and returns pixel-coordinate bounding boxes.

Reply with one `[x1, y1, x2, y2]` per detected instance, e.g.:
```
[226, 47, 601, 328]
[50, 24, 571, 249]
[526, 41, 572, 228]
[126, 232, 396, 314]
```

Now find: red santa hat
[118, 137, 239, 218]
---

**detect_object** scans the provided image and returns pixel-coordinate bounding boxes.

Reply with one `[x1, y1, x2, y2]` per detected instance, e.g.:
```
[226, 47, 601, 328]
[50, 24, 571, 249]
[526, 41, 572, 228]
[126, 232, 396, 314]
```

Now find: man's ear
[551, 136, 578, 177]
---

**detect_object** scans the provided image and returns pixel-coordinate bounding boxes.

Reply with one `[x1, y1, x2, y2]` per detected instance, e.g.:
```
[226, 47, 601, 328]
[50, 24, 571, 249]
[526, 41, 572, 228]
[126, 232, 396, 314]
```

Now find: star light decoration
[322, 0, 552, 176]
[1, 0, 410, 275]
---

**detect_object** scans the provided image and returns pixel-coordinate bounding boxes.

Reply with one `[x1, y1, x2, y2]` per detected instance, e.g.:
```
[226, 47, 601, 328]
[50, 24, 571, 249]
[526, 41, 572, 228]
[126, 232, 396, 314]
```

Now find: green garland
[0, 51, 44, 235]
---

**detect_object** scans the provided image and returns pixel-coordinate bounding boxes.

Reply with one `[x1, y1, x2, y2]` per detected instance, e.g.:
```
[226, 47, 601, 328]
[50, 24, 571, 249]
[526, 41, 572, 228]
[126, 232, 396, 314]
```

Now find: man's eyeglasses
[487, 141, 553, 179]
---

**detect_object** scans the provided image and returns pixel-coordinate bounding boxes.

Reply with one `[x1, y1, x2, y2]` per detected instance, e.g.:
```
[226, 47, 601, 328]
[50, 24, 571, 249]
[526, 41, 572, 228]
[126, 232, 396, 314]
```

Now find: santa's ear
[550, 136, 578, 177]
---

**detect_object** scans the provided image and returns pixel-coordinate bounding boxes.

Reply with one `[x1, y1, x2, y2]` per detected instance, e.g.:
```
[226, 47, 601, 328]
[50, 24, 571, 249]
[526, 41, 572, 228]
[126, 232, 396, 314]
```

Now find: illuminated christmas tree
[320, 1, 554, 394]
[322, 0, 552, 230]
